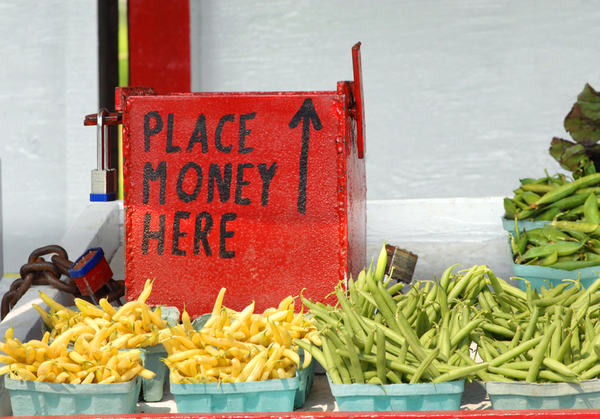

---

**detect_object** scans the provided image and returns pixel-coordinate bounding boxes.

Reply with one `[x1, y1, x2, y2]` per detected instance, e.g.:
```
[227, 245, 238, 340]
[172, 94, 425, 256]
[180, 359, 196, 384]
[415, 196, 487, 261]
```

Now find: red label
[122, 91, 364, 316]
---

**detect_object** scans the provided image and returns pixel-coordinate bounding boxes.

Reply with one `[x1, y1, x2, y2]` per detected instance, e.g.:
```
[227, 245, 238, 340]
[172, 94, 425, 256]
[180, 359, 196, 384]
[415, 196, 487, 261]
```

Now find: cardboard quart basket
[512, 262, 600, 291]
[486, 379, 600, 409]
[171, 376, 300, 413]
[5, 376, 141, 416]
[327, 375, 465, 411]
[502, 216, 550, 235]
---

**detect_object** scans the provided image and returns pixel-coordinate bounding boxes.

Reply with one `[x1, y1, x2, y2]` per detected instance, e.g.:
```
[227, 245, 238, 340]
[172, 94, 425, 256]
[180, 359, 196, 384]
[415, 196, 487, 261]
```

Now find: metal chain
[1, 245, 125, 320]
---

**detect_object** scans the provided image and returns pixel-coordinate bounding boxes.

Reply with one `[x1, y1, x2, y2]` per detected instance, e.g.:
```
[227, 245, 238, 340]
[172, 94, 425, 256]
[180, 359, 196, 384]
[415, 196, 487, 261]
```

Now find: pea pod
[521, 184, 555, 194]
[550, 220, 599, 233]
[520, 240, 585, 261]
[585, 193, 600, 224]
[533, 173, 600, 207]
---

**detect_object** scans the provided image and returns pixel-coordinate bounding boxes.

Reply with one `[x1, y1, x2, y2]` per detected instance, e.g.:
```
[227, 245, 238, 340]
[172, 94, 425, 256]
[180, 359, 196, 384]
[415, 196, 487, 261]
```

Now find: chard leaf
[578, 83, 600, 121]
[564, 87, 600, 146]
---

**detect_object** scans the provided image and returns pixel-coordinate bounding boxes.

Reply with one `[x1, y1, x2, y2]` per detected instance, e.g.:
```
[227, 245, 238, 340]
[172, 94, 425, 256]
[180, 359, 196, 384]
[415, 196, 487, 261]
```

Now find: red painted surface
[128, 0, 191, 94]
[121, 84, 366, 317]
[16, 410, 600, 419]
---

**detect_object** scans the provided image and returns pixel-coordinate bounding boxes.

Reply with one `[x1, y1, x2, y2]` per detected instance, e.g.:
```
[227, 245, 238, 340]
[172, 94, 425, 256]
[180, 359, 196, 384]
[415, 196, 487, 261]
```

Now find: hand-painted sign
[118, 47, 366, 316]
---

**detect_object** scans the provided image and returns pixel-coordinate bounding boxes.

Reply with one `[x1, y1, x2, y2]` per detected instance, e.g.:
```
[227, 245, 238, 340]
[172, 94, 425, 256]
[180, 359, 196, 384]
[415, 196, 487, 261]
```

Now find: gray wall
[0, 1, 97, 273]
[191, 0, 600, 200]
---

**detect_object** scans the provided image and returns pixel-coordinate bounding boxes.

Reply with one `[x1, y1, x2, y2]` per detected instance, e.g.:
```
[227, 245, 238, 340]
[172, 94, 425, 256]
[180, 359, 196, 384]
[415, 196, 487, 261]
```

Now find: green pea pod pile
[472, 275, 600, 383]
[504, 172, 600, 222]
[511, 220, 600, 270]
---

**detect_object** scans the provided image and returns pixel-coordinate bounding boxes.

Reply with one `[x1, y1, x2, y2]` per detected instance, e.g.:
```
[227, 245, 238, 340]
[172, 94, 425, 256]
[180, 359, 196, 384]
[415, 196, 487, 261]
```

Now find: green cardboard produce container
[327, 375, 465, 411]
[171, 376, 299, 413]
[138, 305, 179, 402]
[502, 216, 549, 234]
[295, 348, 315, 409]
[486, 379, 600, 409]
[512, 262, 600, 291]
[5, 376, 141, 416]
[139, 343, 169, 402]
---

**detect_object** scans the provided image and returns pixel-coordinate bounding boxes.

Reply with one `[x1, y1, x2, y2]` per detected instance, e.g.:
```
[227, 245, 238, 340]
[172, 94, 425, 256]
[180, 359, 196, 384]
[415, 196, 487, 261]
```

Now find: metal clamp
[88, 108, 118, 201]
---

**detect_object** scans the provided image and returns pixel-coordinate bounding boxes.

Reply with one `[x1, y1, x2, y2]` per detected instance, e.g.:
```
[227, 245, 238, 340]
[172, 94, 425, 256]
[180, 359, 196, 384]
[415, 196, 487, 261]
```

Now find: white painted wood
[0, 0, 98, 274]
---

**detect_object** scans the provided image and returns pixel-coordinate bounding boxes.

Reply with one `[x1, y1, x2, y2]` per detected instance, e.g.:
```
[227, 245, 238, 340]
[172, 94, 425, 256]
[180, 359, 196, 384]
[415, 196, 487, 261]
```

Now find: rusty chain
[1, 245, 125, 320]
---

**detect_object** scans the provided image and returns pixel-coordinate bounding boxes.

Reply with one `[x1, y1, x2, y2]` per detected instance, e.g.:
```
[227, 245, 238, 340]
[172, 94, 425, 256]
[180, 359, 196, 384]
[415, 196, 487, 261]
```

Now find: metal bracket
[352, 42, 366, 159]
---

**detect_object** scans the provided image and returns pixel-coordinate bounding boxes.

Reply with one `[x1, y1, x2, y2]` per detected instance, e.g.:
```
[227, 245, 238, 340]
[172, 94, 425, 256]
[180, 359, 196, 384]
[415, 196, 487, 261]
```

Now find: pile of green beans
[511, 221, 600, 270]
[472, 275, 600, 383]
[295, 246, 600, 385]
[295, 246, 491, 385]
[504, 172, 600, 222]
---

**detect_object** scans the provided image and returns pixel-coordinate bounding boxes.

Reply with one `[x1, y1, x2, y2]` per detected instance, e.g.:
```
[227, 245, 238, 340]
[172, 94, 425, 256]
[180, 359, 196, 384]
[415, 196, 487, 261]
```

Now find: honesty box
[118, 81, 366, 317]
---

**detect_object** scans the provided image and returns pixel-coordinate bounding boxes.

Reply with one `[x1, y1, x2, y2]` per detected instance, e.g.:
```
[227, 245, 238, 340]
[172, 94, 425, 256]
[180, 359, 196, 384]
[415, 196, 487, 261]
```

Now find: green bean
[320, 337, 345, 384]
[488, 366, 528, 380]
[503, 361, 532, 370]
[488, 335, 544, 368]
[366, 271, 402, 335]
[499, 293, 529, 313]
[394, 306, 439, 377]
[481, 323, 515, 339]
[447, 266, 482, 302]
[375, 325, 388, 384]
[336, 349, 419, 377]
[360, 328, 375, 371]
[386, 282, 404, 296]
[534, 284, 579, 307]
[335, 287, 367, 342]
[344, 330, 364, 384]
[410, 348, 439, 384]
[507, 327, 523, 351]
[541, 357, 577, 377]
[538, 370, 580, 384]
[323, 329, 353, 381]
[386, 370, 403, 384]
[374, 244, 388, 284]
[526, 322, 558, 382]
[294, 338, 332, 379]
[439, 264, 461, 293]
[432, 362, 489, 383]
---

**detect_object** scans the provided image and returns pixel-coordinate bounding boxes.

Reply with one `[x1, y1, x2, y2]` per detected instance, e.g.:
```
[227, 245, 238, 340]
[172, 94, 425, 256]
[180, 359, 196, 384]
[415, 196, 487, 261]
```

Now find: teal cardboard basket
[502, 216, 550, 235]
[486, 379, 600, 409]
[171, 376, 299, 413]
[512, 262, 600, 291]
[139, 343, 168, 402]
[327, 375, 465, 411]
[295, 348, 315, 409]
[5, 376, 141, 416]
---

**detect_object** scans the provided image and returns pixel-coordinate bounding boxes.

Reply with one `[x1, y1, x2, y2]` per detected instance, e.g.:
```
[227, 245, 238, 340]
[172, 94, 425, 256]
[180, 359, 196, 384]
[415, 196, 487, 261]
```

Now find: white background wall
[0, 0, 599, 274]
[191, 0, 600, 200]
[0, 1, 97, 273]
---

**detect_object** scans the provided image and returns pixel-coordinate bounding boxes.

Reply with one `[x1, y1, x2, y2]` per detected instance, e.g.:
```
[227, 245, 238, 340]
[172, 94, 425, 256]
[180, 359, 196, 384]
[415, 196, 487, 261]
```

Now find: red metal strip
[351, 42, 365, 159]
[128, 0, 191, 94]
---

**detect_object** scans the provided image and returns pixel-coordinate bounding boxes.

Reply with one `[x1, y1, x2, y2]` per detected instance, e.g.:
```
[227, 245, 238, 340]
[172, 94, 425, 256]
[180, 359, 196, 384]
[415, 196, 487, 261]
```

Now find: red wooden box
[117, 46, 366, 317]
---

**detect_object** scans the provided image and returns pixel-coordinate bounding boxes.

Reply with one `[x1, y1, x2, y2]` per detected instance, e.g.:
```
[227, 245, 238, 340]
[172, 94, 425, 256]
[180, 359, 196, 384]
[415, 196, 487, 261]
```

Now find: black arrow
[289, 98, 322, 214]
